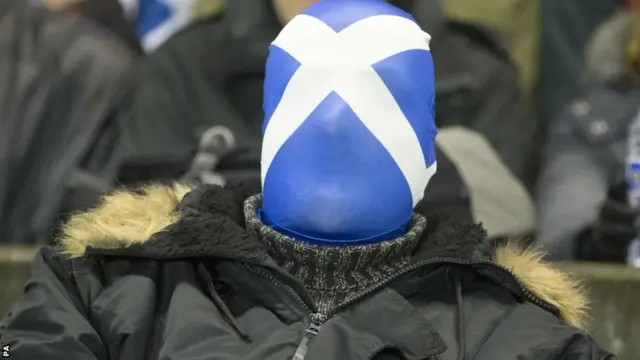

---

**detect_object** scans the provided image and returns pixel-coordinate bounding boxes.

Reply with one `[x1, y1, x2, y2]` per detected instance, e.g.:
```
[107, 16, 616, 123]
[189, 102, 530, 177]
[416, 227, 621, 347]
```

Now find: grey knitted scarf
[244, 194, 427, 314]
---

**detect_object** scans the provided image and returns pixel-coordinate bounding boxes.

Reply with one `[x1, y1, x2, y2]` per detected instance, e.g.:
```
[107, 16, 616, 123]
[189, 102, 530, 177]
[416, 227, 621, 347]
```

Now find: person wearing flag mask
[1, 1, 612, 359]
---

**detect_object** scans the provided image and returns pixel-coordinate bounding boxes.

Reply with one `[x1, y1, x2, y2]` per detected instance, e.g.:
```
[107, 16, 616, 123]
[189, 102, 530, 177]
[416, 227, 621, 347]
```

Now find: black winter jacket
[1, 183, 613, 360]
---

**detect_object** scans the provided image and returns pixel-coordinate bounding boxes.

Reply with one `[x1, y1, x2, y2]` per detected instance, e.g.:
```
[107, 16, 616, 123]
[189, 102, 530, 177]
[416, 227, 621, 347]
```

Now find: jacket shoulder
[484, 245, 612, 357]
[493, 245, 587, 329]
[484, 298, 614, 359]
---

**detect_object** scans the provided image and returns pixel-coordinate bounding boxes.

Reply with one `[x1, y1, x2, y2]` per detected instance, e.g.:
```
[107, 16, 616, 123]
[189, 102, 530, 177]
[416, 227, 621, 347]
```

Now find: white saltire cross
[262, 14, 436, 206]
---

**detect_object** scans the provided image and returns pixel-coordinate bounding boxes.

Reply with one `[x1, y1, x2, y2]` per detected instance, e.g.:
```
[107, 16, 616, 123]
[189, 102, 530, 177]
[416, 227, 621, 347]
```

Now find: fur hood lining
[59, 184, 588, 330]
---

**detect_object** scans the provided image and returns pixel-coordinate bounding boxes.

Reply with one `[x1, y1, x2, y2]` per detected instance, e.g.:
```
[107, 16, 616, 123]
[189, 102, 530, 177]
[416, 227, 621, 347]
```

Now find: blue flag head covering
[261, 0, 437, 245]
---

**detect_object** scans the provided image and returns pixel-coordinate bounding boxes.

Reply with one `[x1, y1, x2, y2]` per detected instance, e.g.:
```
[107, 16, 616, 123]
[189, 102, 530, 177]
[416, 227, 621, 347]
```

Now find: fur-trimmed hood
[58, 182, 588, 330]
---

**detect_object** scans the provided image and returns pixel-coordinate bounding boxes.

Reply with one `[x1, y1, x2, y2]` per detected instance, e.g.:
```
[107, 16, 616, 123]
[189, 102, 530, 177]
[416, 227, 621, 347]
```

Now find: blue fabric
[136, 0, 171, 39]
[261, 0, 436, 245]
[258, 209, 408, 246]
[373, 50, 437, 166]
[263, 92, 416, 243]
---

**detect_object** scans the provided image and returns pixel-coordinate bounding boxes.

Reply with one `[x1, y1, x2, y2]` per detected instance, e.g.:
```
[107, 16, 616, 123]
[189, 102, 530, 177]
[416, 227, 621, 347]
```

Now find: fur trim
[494, 245, 588, 329]
[58, 183, 192, 258]
[58, 184, 588, 329]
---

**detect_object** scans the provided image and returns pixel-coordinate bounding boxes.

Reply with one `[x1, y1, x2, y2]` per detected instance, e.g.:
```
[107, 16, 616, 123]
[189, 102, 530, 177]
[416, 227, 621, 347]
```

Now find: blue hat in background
[261, 0, 437, 245]
[120, 0, 222, 52]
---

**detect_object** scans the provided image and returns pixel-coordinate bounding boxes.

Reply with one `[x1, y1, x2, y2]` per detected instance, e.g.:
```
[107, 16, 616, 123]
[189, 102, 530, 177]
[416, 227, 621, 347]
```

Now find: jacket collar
[66, 181, 485, 263]
[68, 182, 275, 265]
[58, 181, 589, 330]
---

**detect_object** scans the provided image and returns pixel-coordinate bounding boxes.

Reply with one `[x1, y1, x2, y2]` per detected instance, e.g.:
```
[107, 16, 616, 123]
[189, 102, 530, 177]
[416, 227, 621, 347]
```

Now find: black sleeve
[559, 333, 616, 360]
[54, 29, 136, 233]
[0, 247, 107, 359]
[61, 65, 134, 216]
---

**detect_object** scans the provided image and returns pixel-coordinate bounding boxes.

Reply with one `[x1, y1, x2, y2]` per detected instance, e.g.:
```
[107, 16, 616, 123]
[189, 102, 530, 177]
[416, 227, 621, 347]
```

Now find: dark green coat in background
[0, 182, 613, 359]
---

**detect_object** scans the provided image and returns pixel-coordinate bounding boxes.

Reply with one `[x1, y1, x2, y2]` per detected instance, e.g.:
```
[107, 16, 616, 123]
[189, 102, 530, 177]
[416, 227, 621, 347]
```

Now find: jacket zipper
[246, 258, 556, 359]
[246, 265, 330, 360]
[292, 313, 328, 360]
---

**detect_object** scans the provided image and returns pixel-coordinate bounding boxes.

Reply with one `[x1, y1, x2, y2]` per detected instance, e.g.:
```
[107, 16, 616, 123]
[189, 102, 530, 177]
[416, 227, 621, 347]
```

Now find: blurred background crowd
[1, 0, 640, 357]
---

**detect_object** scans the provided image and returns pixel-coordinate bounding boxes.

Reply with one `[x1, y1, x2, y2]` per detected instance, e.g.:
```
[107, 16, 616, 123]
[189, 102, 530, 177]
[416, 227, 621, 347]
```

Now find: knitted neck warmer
[244, 194, 426, 313]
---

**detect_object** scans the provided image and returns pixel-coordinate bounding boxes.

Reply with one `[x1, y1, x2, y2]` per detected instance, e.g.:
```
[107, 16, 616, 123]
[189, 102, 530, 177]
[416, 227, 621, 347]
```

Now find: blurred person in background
[39, 0, 142, 53]
[0, 0, 135, 244]
[0, 2, 612, 358]
[443, 0, 540, 98]
[536, 5, 640, 262]
[537, 0, 624, 126]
